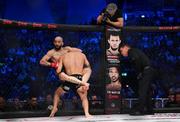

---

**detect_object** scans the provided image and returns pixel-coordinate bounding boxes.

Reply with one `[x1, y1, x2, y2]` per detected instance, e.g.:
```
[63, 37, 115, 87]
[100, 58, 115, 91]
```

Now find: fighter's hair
[119, 43, 130, 49]
[107, 66, 121, 80]
[107, 32, 121, 40]
[106, 3, 118, 12]
[107, 64, 120, 73]
[54, 36, 63, 41]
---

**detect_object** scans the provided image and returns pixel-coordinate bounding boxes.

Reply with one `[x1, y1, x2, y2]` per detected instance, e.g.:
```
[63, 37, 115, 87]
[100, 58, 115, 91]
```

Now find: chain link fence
[0, 27, 105, 113]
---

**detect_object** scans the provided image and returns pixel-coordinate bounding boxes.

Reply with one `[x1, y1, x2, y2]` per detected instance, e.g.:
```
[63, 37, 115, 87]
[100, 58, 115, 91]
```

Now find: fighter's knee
[81, 93, 88, 99]
[81, 86, 89, 92]
[83, 90, 88, 95]
[56, 91, 60, 96]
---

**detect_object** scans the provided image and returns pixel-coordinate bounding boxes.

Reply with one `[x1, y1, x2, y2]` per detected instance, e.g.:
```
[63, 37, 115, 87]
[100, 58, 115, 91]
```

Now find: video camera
[102, 11, 111, 24]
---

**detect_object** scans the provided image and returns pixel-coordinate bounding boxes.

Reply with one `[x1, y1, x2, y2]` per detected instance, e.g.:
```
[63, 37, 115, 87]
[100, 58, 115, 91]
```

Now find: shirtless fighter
[40, 36, 91, 117]
[40, 36, 89, 85]
[53, 51, 92, 118]
[40, 36, 82, 68]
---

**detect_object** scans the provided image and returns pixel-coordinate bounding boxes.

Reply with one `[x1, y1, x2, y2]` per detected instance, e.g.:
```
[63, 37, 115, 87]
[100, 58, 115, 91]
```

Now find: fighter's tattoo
[66, 77, 82, 85]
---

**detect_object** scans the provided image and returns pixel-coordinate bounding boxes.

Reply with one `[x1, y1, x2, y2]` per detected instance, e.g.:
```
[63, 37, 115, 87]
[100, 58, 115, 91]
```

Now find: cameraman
[97, 3, 123, 28]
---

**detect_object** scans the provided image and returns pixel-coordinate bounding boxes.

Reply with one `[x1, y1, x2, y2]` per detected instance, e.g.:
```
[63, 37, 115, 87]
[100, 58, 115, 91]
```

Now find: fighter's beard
[111, 47, 118, 51]
[54, 46, 62, 51]
[111, 77, 119, 83]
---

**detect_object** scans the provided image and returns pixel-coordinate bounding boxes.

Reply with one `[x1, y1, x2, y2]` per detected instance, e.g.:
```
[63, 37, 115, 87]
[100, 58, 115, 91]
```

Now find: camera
[102, 11, 111, 24]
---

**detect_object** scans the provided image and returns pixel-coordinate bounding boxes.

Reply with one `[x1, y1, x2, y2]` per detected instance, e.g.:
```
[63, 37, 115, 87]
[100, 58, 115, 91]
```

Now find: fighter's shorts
[61, 74, 82, 92]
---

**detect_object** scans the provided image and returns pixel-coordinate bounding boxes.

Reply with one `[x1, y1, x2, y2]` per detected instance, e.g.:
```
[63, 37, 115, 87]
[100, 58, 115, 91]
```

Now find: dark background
[0, 0, 179, 112]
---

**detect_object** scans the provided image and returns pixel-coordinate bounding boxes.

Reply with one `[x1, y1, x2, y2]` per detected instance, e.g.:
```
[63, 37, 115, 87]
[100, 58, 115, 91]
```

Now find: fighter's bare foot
[85, 114, 93, 118]
[49, 107, 58, 117]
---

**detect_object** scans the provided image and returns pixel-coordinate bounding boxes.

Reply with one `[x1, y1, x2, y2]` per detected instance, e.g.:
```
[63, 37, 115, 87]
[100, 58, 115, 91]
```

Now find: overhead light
[141, 15, 145, 18]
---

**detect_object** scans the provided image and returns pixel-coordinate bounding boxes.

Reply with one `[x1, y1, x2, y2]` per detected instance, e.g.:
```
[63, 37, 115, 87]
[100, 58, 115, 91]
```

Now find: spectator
[72, 96, 80, 110]
[90, 95, 102, 108]
[45, 94, 53, 110]
[27, 97, 40, 110]
[0, 96, 6, 112]
[13, 98, 23, 111]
